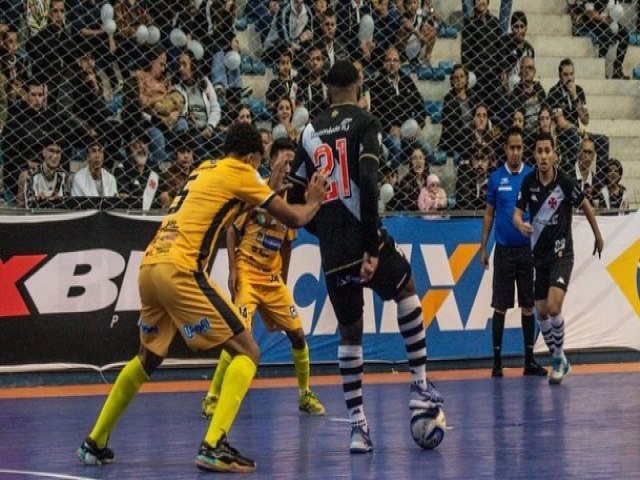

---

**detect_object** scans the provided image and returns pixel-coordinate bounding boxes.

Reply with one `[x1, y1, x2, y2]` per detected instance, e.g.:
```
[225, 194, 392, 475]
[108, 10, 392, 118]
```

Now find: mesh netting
[0, 0, 637, 212]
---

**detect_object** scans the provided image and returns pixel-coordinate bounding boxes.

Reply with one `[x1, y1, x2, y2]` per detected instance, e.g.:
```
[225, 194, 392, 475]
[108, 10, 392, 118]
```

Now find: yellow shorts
[138, 263, 246, 357]
[235, 275, 301, 333]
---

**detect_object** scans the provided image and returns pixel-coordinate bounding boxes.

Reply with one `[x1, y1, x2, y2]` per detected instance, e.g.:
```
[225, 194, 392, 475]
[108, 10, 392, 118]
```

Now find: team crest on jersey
[289, 305, 298, 318]
[331, 109, 339, 118]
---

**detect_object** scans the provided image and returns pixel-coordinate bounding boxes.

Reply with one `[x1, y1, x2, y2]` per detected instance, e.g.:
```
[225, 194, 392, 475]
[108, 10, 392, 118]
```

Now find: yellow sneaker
[201, 395, 218, 418]
[298, 390, 325, 416]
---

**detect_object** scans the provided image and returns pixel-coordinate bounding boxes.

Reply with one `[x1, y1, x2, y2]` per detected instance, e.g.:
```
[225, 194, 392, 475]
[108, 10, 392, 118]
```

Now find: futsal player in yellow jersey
[77, 123, 328, 473]
[201, 138, 325, 419]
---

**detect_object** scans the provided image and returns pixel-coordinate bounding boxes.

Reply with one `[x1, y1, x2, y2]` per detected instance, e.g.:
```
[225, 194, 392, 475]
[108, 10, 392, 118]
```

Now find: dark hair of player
[224, 122, 265, 158]
[270, 137, 296, 161]
[534, 131, 555, 149]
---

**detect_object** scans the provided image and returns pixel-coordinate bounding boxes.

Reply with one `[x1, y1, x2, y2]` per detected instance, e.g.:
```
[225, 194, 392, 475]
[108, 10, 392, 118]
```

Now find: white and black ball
[410, 406, 446, 450]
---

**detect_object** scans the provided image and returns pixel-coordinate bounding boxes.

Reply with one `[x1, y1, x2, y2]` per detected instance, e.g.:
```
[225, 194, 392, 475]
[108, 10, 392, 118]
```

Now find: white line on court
[0, 469, 97, 480]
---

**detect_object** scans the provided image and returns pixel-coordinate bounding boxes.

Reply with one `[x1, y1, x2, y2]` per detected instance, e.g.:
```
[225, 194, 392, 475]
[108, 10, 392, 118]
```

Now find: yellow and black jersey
[234, 190, 296, 281]
[143, 158, 276, 272]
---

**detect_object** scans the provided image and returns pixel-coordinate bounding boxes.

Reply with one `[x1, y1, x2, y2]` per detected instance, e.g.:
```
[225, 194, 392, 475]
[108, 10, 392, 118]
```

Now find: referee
[479, 126, 547, 377]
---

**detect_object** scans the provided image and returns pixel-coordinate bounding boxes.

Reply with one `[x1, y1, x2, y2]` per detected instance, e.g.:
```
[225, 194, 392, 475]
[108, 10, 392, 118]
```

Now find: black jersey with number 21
[291, 104, 383, 274]
[516, 169, 584, 264]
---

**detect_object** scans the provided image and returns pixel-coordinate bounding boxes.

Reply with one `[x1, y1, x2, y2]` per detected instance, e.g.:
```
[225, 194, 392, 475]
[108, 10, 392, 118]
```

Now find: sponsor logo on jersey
[183, 317, 211, 340]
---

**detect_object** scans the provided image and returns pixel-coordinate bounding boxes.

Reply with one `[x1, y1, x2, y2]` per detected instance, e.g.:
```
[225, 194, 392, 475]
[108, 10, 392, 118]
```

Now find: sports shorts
[138, 263, 245, 357]
[325, 233, 412, 326]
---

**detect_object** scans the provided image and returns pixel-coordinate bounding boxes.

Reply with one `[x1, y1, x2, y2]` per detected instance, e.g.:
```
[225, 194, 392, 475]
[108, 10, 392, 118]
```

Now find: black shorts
[491, 243, 534, 310]
[325, 233, 412, 326]
[534, 256, 574, 301]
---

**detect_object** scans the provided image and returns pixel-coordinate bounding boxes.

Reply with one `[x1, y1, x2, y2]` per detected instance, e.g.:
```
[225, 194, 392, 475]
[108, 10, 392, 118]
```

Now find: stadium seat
[417, 63, 435, 80]
[633, 67, 640, 80]
[241, 55, 253, 74]
[235, 17, 248, 31]
[438, 60, 456, 75]
[252, 59, 266, 76]
[431, 150, 447, 166]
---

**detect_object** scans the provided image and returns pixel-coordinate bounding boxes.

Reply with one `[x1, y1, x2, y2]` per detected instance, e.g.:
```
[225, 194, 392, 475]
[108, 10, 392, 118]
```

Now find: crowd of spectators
[0, 0, 635, 214]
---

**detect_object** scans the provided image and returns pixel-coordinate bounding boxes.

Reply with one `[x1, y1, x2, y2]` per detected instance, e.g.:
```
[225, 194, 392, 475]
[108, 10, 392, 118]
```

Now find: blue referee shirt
[486, 162, 533, 247]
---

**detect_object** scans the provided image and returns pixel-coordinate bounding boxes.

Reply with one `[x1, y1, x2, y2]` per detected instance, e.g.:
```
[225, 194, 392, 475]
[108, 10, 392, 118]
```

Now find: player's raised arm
[266, 172, 328, 227]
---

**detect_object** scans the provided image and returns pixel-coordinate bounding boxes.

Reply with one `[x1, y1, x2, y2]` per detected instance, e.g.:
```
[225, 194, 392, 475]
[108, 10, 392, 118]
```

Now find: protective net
[0, 0, 637, 213]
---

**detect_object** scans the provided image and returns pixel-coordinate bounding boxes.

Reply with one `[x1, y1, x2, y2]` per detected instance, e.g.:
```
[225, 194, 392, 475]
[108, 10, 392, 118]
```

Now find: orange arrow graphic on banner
[606, 239, 640, 318]
[421, 243, 480, 329]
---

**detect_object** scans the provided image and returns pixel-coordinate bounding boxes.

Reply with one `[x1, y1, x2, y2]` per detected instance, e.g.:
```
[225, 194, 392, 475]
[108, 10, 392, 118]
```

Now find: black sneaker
[195, 434, 256, 473]
[523, 360, 548, 376]
[491, 364, 503, 377]
[76, 437, 114, 465]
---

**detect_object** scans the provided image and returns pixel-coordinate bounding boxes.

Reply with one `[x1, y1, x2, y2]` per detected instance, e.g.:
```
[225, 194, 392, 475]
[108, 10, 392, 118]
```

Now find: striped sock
[550, 314, 565, 359]
[338, 344, 366, 426]
[397, 296, 427, 388]
[538, 318, 555, 356]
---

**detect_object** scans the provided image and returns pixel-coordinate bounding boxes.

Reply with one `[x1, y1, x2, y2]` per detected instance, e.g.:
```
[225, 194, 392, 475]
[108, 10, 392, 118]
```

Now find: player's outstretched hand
[593, 235, 604, 259]
[307, 172, 329, 205]
[360, 252, 379, 282]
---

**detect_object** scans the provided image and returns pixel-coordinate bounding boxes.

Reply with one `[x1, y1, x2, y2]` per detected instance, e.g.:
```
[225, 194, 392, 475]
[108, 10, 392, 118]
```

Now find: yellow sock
[204, 354, 256, 446]
[208, 349, 232, 397]
[89, 355, 149, 448]
[292, 344, 310, 395]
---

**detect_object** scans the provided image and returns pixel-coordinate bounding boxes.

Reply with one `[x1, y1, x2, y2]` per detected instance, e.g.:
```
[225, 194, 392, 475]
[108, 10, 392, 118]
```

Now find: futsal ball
[410, 407, 446, 450]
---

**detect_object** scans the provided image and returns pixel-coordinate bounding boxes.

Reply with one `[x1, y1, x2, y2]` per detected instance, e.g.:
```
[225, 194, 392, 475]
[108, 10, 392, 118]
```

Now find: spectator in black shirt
[461, 0, 503, 122]
[581, 1, 629, 79]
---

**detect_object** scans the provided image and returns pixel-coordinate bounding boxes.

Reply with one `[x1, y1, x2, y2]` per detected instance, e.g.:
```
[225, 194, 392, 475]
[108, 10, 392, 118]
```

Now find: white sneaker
[549, 355, 571, 385]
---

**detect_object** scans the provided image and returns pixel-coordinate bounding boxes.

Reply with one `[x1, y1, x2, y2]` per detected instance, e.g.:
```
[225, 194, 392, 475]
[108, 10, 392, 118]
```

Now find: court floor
[0, 363, 639, 479]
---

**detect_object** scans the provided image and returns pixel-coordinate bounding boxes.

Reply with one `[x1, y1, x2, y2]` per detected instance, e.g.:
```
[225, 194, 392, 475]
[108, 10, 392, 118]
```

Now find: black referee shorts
[325, 233, 412, 326]
[534, 256, 574, 301]
[491, 243, 535, 311]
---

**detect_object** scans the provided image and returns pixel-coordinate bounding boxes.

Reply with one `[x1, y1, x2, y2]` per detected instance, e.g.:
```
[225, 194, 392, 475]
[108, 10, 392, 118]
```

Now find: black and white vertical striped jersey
[516, 169, 585, 265]
[291, 103, 383, 274]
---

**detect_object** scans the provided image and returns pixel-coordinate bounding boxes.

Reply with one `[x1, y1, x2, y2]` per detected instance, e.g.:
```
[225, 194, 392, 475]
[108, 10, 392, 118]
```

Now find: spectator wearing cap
[172, 49, 222, 160]
[26, 0, 75, 110]
[113, 128, 162, 211]
[158, 133, 196, 208]
[0, 24, 28, 105]
[17, 136, 68, 208]
[369, 46, 430, 169]
[1, 77, 61, 200]
[70, 137, 118, 198]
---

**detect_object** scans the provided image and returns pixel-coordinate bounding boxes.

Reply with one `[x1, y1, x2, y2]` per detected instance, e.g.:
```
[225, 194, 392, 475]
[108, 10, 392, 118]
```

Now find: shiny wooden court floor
[0, 364, 639, 479]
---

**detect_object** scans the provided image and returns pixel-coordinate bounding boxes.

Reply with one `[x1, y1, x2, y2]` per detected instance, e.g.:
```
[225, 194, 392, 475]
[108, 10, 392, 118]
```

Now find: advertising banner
[1, 211, 638, 370]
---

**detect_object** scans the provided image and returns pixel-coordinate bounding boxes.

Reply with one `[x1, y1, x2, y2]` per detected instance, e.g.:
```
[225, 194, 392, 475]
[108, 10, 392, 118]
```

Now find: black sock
[492, 311, 505, 365]
[522, 313, 535, 363]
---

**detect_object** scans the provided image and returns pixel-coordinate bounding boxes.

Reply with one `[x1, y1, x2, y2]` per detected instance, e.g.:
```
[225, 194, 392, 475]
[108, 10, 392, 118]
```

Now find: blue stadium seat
[630, 31, 640, 46]
[400, 64, 413, 78]
[241, 55, 253, 74]
[438, 25, 458, 38]
[431, 150, 447, 166]
[432, 66, 446, 81]
[424, 100, 443, 118]
[252, 59, 266, 76]
[438, 60, 455, 75]
[633, 67, 640, 80]
[235, 17, 248, 31]
[417, 63, 435, 80]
